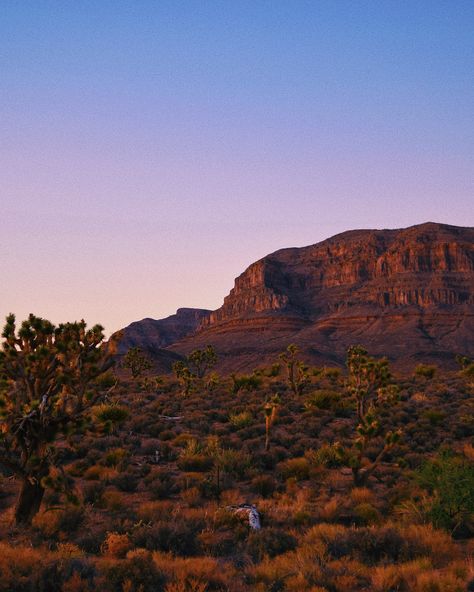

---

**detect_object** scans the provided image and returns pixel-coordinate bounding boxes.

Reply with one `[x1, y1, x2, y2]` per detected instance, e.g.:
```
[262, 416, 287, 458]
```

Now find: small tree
[346, 345, 391, 422]
[172, 361, 195, 396]
[172, 347, 218, 395]
[345, 345, 401, 485]
[187, 345, 217, 379]
[279, 344, 310, 396]
[417, 449, 474, 536]
[123, 346, 152, 380]
[0, 314, 118, 525]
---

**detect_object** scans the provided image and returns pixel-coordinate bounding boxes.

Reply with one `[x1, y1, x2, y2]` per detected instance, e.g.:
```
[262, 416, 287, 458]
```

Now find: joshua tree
[345, 345, 401, 485]
[346, 345, 391, 422]
[0, 314, 118, 525]
[187, 345, 217, 379]
[279, 344, 310, 396]
[263, 394, 281, 451]
[172, 361, 196, 396]
[172, 346, 218, 395]
[123, 346, 152, 380]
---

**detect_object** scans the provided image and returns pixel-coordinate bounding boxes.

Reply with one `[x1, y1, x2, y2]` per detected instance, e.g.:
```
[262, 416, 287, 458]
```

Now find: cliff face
[173, 223, 474, 370]
[201, 223, 474, 326]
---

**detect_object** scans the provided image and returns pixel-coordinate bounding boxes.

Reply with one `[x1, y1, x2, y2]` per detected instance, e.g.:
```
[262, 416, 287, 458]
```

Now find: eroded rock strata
[170, 223, 474, 371]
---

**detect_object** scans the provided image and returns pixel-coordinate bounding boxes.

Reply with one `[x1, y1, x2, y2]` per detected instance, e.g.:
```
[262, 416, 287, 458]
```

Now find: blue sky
[1, 1, 473, 332]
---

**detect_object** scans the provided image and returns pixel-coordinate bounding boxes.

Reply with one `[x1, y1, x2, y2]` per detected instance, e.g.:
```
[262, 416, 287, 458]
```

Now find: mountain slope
[169, 222, 474, 370]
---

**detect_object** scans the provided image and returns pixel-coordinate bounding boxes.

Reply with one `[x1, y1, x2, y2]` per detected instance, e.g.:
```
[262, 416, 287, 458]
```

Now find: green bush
[417, 449, 474, 536]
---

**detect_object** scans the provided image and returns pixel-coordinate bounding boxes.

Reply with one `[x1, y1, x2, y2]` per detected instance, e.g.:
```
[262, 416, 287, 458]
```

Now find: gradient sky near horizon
[1, 1, 473, 335]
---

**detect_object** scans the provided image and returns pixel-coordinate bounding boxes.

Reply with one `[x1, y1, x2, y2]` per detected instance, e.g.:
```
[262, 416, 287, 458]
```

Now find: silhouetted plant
[187, 345, 217, 379]
[279, 344, 310, 396]
[123, 346, 152, 380]
[0, 314, 118, 525]
[345, 345, 402, 485]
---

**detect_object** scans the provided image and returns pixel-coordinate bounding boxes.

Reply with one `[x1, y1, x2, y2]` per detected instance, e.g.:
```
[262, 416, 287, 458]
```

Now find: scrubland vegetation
[1, 316, 474, 591]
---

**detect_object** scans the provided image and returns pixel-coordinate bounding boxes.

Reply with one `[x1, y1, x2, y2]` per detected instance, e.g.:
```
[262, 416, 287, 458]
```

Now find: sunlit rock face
[171, 223, 474, 371]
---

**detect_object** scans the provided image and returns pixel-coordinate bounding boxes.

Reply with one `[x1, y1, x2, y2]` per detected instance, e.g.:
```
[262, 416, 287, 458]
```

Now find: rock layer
[171, 223, 474, 371]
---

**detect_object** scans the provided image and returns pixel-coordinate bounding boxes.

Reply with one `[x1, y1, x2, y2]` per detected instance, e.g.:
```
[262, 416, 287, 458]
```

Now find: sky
[1, 1, 473, 335]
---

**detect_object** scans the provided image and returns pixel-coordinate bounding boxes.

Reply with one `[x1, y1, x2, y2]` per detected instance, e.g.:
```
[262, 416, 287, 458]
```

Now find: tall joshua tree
[346, 345, 401, 485]
[279, 344, 310, 396]
[123, 346, 152, 380]
[0, 314, 117, 525]
[187, 345, 217, 379]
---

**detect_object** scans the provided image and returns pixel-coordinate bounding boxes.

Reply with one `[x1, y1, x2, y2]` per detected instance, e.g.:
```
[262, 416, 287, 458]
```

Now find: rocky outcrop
[113, 308, 211, 372]
[115, 308, 211, 354]
[171, 223, 474, 371]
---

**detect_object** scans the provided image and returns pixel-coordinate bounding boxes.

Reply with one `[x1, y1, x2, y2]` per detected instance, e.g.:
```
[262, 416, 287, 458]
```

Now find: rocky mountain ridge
[172, 222, 474, 370]
[116, 222, 474, 371]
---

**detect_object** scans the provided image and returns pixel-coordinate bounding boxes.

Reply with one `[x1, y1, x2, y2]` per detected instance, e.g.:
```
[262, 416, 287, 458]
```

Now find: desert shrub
[305, 389, 342, 411]
[111, 469, 140, 492]
[197, 529, 237, 556]
[229, 411, 253, 429]
[231, 373, 262, 394]
[177, 454, 213, 472]
[278, 457, 310, 481]
[93, 406, 129, 425]
[320, 367, 342, 381]
[135, 501, 174, 522]
[306, 443, 345, 468]
[34, 505, 84, 538]
[417, 449, 474, 536]
[422, 409, 446, 426]
[153, 553, 237, 591]
[131, 517, 203, 556]
[220, 448, 251, 479]
[252, 446, 289, 470]
[353, 503, 381, 525]
[148, 471, 178, 500]
[102, 490, 125, 512]
[0, 542, 97, 592]
[83, 481, 106, 505]
[158, 429, 176, 441]
[101, 532, 132, 558]
[461, 363, 474, 377]
[246, 527, 297, 562]
[101, 549, 165, 592]
[0, 543, 50, 591]
[371, 558, 466, 592]
[177, 439, 213, 472]
[84, 465, 106, 481]
[415, 364, 437, 379]
[251, 475, 277, 498]
[62, 571, 96, 592]
[76, 526, 108, 554]
[402, 524, 461, 567]
[104, 447, 130, 469]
